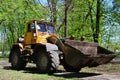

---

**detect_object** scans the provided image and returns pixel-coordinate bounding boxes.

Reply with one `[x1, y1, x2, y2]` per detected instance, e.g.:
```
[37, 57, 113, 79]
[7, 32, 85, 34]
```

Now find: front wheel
[10, 48, 26, 70]
[36, 50, 60, 73]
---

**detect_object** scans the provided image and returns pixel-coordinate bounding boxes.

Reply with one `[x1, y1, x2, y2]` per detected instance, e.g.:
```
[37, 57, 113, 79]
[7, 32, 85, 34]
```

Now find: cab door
[24, 23, 35, 44]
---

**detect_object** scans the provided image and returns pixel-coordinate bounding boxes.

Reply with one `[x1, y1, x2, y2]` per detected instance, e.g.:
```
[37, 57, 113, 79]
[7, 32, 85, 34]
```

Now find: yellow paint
[24, 32, 33, 44]
[23, 20, 58, 45]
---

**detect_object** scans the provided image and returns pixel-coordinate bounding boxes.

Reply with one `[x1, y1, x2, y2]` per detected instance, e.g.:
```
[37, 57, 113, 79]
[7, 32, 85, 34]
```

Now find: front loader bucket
[63, 40, 116, 68]
[47, 36, 115, 69]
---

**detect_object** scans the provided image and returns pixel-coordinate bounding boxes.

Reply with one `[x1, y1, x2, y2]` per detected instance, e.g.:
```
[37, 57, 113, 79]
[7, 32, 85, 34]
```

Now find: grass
[0, 57, 8, 60]
[0, 69, 60, 80]
[0, 60, 79, 80]
[0, 67, 67, 80]
[116, 53, 120, 58]
[0, 59, 120, 80]
[0, 53, 9, 60]
[81, 63, 120, 74]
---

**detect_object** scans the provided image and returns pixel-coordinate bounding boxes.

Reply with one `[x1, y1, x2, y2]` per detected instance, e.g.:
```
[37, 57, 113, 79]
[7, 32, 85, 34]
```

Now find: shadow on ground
[53, 71, 101, 78]
[3, 66, 38, 74]
[3, 66, 101, 79]
[3, 66, 12, 70]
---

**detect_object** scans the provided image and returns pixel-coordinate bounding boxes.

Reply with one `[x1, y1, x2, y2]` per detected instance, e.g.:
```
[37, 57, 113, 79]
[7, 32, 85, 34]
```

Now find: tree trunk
[94, 0, 101, 43]
[64, 0, 72, 38]
[47, 0, 57, 25]
[64, 1, 68, 38]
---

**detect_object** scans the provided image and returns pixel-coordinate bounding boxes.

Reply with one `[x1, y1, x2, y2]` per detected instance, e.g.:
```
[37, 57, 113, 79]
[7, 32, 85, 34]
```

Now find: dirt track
[0, 60, 120, 80]
[0, 60, 10, 68]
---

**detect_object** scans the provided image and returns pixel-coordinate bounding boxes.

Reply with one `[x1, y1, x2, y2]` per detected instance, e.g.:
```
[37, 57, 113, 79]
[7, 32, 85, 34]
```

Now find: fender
[12, 43, 23, 49]
[45, 43, 58, 52]
[34, 43, 58, 52]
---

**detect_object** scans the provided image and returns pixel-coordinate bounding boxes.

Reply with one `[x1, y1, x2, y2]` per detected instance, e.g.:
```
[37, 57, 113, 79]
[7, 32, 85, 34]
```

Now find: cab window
[47, 25, 55, 34]
[28, 23, 35, 32]
[37, 23, 47, 32]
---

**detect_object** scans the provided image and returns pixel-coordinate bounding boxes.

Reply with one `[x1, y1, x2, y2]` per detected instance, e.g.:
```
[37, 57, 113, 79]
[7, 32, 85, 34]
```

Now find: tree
[64, 0, 72, 38]
[0, 0, 47, 52]
[47, 0, 58, 24]
[113, 0, 120, 10]
[94, 0, 101, 42]
[0, 0, 120, 54]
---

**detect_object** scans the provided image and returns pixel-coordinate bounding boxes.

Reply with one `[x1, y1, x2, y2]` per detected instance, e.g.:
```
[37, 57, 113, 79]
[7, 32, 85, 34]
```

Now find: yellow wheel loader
[9, 20, 115, 73]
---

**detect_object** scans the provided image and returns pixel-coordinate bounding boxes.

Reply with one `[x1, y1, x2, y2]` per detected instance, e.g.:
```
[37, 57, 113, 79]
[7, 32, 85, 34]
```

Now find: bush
[0, 51, 9, 58]
[116, 52, 120, 58]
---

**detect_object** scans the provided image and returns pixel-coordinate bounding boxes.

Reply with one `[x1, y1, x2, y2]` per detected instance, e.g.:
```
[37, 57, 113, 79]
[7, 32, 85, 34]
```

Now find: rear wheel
[10, 48, 26, 70]
[36, 50, 60, 73]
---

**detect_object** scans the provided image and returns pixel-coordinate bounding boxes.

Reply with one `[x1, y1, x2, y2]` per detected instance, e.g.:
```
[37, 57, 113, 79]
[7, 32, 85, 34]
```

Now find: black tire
[10, 48, 26, 70]
[63, 62, 81, 72]
[36, 50, 60, 74]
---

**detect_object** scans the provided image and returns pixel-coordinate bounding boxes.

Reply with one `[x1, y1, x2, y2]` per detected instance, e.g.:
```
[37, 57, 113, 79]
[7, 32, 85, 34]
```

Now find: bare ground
[0, 60, 10, 68]
[0, 59, 120, 80]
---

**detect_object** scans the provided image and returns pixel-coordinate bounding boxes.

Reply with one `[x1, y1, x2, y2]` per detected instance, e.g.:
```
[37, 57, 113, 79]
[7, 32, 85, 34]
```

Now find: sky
[107, 0, 113, 7]
[36, 0, 47, 5]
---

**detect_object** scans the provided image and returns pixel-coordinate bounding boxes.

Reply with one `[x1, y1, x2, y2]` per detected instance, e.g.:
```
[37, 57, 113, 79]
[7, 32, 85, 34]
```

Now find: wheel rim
[38, 53, 48, 71]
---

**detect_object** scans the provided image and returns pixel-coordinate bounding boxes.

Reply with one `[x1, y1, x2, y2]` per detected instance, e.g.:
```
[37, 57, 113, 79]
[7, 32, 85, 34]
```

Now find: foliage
[68, 0, 94, 40]
[0, 0, 47, 50]
[0, 0, 120, 53]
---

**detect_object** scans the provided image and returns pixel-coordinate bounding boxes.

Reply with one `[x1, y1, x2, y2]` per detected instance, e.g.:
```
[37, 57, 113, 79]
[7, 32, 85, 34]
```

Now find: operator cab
[24, 20, 57, 44]
[28, 21, 56, 34]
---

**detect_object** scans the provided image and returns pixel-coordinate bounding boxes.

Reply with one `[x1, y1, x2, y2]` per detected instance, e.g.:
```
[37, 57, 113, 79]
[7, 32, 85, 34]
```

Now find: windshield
[37, 23, 55, 34]
[47, 24, 55, 34]
[37, 23, 46, 32]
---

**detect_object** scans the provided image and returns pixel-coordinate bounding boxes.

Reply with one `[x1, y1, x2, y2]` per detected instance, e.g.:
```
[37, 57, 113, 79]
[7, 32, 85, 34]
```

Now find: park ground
[0, 58, 120, 80]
